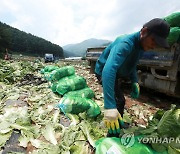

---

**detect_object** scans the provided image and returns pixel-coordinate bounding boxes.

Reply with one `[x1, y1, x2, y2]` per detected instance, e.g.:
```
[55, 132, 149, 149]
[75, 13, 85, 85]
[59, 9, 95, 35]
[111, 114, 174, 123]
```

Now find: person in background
[95, 18, 170, 137]
[4, 48, 11, 60]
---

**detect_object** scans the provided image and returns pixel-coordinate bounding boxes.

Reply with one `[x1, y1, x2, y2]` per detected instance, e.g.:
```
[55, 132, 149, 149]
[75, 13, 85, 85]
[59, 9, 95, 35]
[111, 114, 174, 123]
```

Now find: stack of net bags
[40, 65, 101, 117]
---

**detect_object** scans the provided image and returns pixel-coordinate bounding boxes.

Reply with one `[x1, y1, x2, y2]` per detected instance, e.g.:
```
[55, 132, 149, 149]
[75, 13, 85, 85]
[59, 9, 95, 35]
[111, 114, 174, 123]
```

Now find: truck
[44, 53, 55, 63]
[86, 43, 180, 98]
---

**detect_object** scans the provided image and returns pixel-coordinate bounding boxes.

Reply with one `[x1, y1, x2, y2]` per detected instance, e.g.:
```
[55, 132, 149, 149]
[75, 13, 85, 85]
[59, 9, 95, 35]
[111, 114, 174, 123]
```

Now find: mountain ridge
[63, 38, 111, 57]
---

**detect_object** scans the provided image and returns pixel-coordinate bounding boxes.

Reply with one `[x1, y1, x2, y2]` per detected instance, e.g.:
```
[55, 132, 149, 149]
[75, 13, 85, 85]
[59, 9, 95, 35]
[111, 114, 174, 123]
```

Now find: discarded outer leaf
[80, 126, 95, 148]
[53, 109, 60, 123]
[168, 146, 180, 154]
[0, 128, 12, 134]
[123, 111, 132, 124]
[70, 141, 90, 154]
[47, 105, 54, 112]
[0, 131, 12, 148]
[157, 105, 180, 137]
[67, 113, 80, 126]
[11, 123, 29, 131]
[0, 121, 11, 131]
[42, 124, 57, 145]
[30, 142, 61, 154]
[18, 135, 30, 148]
[0, 82, 5, 87]
[30, 139, 42, 148]
[6, 94, 20, 101]
[28, 95, 43, 102]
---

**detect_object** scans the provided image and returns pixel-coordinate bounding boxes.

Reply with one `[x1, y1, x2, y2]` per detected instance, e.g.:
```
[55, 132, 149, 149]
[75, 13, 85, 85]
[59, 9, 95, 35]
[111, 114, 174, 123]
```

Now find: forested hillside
[0, 22, 64, 58]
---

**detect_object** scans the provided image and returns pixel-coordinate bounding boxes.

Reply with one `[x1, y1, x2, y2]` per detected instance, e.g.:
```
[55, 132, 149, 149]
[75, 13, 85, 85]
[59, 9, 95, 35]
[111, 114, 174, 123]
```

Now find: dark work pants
[96, 74, 126, 117]
[114, 78, 126, 117]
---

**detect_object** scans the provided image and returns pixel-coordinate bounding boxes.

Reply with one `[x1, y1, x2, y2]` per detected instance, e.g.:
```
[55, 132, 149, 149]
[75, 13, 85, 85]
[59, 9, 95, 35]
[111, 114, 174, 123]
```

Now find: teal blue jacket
[95, 32, 144, 109]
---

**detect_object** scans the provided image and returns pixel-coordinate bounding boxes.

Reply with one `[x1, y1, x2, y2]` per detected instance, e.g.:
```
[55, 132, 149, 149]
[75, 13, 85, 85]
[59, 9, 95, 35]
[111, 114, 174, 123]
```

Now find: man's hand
[104, 109, 124, 134]
[131, 82, 140, 99]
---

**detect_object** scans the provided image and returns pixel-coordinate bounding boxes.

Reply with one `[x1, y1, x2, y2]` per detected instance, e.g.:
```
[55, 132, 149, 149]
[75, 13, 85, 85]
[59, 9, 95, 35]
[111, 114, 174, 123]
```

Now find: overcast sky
[0, 0, 180, 46]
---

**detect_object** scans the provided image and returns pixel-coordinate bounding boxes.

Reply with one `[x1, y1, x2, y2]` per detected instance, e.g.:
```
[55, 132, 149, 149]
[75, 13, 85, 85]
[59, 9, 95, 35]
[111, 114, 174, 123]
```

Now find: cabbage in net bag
[43, 72, 52, 81]
[57, 96, 101, 117]
[57, 96, 90, 114]
[64, 87, 95, 99]
[164, 12, 180, 27]
[167, 27, 180, 45]
[40, 65, 59, 74]
[49, 66, 75, 81]
[86, 99, 101, 117]
[56, 75, 87, 95]
[95, 137, 167, 154]
[50, 81, 58, 92]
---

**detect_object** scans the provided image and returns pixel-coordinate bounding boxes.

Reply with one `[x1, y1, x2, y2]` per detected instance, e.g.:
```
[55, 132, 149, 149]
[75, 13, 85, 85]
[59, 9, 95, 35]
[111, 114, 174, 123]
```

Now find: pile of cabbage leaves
[0, 59, 106, 154]
[122, 105, 180, 153]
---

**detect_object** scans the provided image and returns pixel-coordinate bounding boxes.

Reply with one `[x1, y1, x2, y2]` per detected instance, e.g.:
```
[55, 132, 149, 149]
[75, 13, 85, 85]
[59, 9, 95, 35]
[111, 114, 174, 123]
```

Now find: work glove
[131, 82, 140, 99]
[104, 109, 124, 134]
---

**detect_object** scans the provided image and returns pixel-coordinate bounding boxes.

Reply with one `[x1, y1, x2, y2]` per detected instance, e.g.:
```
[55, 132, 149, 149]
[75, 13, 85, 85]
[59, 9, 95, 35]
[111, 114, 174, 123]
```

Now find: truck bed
[86, 43, 180, 97]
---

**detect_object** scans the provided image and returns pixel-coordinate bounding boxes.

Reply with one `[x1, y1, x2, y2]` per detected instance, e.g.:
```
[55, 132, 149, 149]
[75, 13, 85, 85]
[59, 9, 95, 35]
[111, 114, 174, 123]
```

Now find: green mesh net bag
[164, 12, 180, 27]
[50, 81, 59, 92]
[56, 75, 87, 95]
[167, 27, 180, 45]
[49, 66, 75, 81]
[57, 96, 101, 117]
[40, 65, 59, 74]
[64, 87, 95, 99]
[43, 72, 52, 81]
[86, 99, 101, 117]
[57, 96, 90, 114]
[95, 137, 168, 154]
